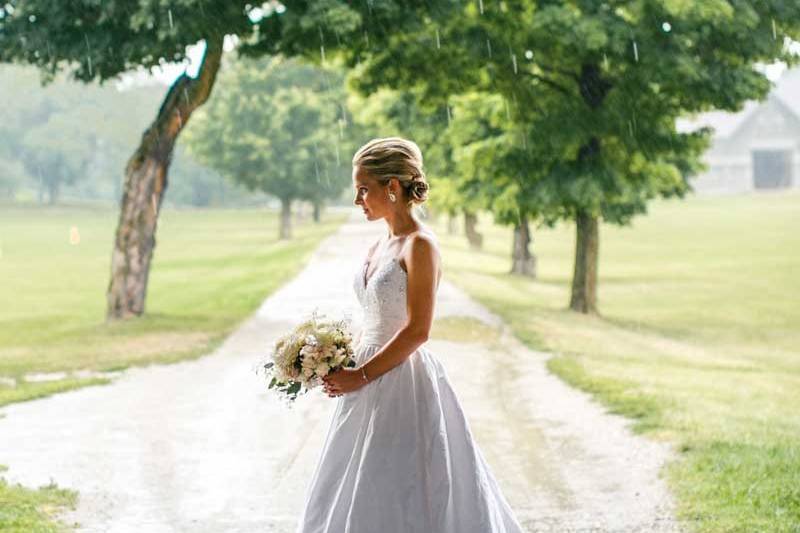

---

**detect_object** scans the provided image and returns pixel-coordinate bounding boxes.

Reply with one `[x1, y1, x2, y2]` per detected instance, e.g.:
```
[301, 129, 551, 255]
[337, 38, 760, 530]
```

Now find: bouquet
[262, 312, 357, 402]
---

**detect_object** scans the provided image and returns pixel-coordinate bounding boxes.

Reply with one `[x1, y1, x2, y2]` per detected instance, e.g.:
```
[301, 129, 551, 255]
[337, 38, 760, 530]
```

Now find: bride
[297, 137, 525, 533]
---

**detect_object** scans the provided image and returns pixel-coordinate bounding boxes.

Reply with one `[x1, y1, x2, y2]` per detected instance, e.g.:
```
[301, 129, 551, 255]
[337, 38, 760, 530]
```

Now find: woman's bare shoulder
[411, 230, 438, 251]
[402, 227, 441, 266]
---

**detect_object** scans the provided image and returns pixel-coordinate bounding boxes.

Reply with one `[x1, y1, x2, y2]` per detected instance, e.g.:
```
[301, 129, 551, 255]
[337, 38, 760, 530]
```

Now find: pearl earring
[388, 192, 396, 203]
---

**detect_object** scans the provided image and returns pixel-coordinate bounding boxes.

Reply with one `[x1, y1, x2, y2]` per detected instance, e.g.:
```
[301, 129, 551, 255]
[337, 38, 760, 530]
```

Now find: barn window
[752, 150, 793, 189]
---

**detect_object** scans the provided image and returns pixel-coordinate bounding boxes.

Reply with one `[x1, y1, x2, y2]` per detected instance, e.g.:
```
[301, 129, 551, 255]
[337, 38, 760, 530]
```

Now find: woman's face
[352, 166, 395, 221]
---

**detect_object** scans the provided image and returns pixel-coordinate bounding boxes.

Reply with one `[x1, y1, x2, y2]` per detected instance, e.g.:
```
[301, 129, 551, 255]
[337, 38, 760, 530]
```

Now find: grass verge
[0, 465, 77, 533]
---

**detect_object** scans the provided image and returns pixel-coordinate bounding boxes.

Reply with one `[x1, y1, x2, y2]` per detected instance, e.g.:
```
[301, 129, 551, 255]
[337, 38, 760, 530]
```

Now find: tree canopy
[4, 0, 799, 317]
[264, 0, 800, 311]
[185, 55, 356, 237]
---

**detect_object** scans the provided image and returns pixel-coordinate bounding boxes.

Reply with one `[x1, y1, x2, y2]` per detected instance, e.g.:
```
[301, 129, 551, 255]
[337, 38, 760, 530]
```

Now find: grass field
[0, 203, 346, 406]
[0, 464, 77, 533]
[430, 191, 800, 533]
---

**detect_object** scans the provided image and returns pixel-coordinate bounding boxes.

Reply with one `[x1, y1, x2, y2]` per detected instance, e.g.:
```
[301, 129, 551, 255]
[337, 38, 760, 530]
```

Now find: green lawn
[431, 191, 800, 533]
[0, 203, 346, 406]
[0, 465, 77, 533]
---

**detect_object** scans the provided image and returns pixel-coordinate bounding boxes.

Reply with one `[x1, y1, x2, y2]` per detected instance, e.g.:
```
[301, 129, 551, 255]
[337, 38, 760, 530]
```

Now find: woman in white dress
[297, 137, 525, 533]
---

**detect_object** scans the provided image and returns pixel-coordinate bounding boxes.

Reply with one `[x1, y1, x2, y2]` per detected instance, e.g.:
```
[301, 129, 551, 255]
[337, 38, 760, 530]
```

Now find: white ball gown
[295, 255, 526, 533]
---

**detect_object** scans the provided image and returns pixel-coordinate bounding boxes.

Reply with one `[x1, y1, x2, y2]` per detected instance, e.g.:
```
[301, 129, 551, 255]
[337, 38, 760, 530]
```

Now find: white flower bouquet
[262, 313, 357, 402]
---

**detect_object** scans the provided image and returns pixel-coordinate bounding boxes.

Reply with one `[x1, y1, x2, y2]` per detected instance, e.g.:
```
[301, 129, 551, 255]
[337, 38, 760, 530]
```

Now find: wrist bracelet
[360, 366, 368, 383]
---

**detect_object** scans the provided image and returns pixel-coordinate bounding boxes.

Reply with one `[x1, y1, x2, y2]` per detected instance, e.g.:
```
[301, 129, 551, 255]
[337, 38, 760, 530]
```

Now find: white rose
[315, 362, 331, 376]
[300, 344, 315, 358]
[302, 346, 322, 365]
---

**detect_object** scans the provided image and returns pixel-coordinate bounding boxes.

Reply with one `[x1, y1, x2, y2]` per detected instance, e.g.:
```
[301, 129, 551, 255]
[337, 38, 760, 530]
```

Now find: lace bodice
[353, 257, 408, 347]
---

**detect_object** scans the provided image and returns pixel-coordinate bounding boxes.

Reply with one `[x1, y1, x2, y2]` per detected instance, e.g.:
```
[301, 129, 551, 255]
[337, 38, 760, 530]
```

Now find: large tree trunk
[464, 211, 483, 250]
[510, 214, 536, 277]
[105, 36, 223, 321]
[568, 65, 609, 315]
[312, 202, 321, 223]
[280, 197, 292, 240]
[569, 209, 599, 314]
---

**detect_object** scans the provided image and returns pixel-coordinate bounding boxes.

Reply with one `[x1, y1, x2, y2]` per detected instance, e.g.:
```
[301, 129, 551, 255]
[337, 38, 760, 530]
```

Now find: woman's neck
[385, 211, 418, 239]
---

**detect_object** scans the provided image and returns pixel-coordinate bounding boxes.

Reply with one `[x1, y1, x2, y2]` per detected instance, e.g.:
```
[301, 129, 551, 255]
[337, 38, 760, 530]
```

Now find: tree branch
[186, 34, 225, 112]
[520, 70, 572, 96]
[537, 62, 580, 82]
[157, 34, 225, 140]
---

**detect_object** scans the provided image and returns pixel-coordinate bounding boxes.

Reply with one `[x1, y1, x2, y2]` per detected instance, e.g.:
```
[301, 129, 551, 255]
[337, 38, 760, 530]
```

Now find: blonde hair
[352, 137, 429, 206]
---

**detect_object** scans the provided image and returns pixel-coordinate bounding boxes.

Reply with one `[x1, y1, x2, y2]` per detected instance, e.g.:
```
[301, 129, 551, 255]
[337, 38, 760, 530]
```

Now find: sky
[115, 35, 238, 90]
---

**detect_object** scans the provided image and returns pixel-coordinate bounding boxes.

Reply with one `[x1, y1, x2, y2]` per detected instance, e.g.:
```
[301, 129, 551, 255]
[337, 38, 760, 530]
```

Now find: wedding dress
[295, 253, 526, 533]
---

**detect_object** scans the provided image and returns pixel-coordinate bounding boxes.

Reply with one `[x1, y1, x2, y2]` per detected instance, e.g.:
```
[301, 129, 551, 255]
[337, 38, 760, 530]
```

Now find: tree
[0, 1, 243, 318]
[185, 55, 353, 239]
[20, 111, 101, 204]
[447, 91, 544, 275]
[0, 156, 26, 200]
[1, 65, 174, 203]
[8, 0, 797, 318]
[0, 0, 452, 318]
[277, 0, 800, 313]
[0, 65, 88, 203]
[0, 63, 234, 206]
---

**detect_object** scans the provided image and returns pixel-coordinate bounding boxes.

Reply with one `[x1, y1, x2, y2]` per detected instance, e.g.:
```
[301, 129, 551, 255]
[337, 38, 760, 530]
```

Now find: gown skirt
[295, 339, 526, 533]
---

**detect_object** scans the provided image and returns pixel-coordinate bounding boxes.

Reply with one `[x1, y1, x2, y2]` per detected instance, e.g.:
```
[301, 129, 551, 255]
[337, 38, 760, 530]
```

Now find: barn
[678, 68, 800, 195]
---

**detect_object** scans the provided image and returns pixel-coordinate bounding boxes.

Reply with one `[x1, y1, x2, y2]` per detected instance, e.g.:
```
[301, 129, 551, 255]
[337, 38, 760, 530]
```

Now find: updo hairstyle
[352, 137, 429, 205]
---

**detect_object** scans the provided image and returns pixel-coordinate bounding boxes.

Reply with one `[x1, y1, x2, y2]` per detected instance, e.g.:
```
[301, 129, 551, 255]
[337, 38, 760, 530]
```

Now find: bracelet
[360, 366, 369, 383]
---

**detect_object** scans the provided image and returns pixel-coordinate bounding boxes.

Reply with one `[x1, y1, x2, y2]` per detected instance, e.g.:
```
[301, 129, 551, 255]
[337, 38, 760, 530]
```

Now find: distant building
[678, 68, 800, 195]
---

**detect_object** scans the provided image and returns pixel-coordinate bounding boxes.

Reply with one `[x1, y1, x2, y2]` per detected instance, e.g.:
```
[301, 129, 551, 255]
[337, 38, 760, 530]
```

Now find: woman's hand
[322, 367, 367, 397]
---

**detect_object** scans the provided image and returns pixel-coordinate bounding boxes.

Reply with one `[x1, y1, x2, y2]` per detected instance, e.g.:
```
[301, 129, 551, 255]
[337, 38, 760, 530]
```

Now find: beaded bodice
[353, 257, 408, 347]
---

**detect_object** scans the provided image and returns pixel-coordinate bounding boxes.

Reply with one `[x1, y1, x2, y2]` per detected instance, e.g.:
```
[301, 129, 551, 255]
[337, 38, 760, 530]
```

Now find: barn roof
[773, 67, 800, 118]
[676, 67, 800, 137]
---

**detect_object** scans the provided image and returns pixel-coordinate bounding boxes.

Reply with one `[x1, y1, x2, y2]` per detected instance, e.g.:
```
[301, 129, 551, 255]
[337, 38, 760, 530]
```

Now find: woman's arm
[359, 233, 440, 382]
